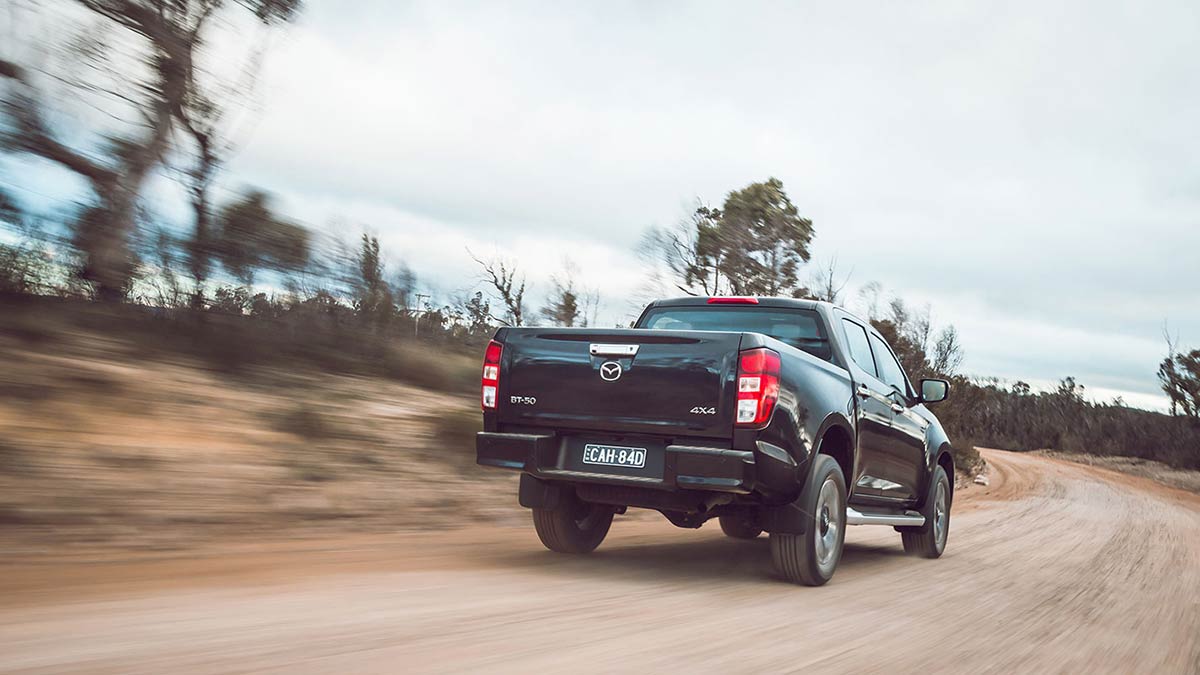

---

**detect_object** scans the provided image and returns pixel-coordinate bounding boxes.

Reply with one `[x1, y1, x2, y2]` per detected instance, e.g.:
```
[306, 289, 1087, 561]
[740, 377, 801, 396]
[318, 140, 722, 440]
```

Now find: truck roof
[648, 296, 829, 311]
[644, 296, 871, 324]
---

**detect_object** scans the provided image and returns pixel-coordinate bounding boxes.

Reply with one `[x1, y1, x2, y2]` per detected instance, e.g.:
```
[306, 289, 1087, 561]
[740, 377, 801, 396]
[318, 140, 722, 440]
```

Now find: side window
[841, 319, 877, 377]
[869, 334, 910, 396]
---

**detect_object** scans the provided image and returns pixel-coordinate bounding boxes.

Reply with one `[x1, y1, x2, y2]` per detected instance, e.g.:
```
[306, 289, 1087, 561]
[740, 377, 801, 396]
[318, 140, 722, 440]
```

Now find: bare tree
[468, 248, 527, 326]
[856, 280, 883, 320]
[638, 205, 724, 296]
[579, 288, 600, 328]
[141, 225, 186, 307]
[889, 297, 933, 356]
[857, 285, 964, 381]
[0, 191, 55, 296]
[808, 255, 851, 303]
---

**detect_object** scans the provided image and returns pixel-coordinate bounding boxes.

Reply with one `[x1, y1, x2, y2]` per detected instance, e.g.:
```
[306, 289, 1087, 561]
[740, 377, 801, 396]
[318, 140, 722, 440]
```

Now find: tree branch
[1, 65, 119, 186]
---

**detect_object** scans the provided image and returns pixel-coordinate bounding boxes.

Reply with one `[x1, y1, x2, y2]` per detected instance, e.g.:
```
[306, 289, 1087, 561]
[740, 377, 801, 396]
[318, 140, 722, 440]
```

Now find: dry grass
[0, 312, 522, 555]
[1034, 450, 1200, 494]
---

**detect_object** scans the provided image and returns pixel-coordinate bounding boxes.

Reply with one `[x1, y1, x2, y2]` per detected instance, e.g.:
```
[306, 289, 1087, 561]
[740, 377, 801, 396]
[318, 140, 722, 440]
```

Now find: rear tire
[719, 513, 763, 540]
[769, 455, 847, 586]
[532, 501, 614, 554]
[901, 465, 951, 558]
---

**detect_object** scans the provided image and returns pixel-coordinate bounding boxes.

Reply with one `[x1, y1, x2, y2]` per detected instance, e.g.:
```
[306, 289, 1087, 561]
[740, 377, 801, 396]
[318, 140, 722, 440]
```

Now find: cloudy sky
[7, 0, 1200, 410]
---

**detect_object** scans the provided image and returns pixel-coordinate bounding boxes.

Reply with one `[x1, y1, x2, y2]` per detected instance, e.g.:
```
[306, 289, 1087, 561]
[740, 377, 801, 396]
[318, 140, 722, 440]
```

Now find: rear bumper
[476, 431, 795, 497]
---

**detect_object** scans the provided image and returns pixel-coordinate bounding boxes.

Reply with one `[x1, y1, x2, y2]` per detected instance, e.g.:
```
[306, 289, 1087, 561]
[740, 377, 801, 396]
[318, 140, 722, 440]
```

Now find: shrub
[936, 376, 1200, 470]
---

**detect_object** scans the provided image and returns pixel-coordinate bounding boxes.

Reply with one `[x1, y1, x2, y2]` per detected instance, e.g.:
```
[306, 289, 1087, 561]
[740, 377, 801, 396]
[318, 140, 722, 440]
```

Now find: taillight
[481, 340, 502, 410]
[736, 347, 780, 426]
[708, 296, 759, 304]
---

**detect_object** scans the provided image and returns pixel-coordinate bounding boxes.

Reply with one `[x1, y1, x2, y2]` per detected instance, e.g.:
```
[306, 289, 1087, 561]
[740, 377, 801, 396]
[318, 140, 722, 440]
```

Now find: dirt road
[2, 450, 1198, 674]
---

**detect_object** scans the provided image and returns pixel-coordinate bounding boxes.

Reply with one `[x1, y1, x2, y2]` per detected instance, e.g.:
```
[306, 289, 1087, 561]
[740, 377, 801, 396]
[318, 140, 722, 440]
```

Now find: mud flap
[759, 500, 809, 535]
[518, 474, 566, 510]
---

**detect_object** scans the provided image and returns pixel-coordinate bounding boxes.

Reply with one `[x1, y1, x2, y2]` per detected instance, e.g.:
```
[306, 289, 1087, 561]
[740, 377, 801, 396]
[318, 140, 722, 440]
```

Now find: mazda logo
[599, 361, 623, 381]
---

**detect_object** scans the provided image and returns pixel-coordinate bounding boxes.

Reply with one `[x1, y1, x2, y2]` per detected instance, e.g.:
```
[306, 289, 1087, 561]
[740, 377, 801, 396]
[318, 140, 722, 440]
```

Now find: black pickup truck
[476, 296, 955, 585]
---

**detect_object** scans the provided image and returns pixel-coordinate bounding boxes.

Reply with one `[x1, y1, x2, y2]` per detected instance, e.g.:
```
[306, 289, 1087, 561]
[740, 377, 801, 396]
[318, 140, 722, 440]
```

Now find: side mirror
[920, 378, 949, 403]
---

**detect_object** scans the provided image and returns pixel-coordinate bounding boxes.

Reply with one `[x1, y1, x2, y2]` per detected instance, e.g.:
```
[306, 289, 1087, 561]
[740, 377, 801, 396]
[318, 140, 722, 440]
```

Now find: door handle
[856, 384, 871, 399]
[890, 402, 905, 414]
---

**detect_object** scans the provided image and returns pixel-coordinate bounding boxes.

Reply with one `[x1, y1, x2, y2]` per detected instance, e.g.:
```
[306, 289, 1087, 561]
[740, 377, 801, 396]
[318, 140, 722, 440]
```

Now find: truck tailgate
[498, 329, 741, 438]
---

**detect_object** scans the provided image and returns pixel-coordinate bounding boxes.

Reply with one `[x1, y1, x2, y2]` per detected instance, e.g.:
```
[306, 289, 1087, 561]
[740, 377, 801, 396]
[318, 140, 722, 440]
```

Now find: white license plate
[582, 444, 647, 469]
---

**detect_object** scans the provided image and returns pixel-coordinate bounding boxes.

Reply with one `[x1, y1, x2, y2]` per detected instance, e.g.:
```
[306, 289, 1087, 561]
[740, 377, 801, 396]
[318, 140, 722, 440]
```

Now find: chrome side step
[846, 507, 925, 527]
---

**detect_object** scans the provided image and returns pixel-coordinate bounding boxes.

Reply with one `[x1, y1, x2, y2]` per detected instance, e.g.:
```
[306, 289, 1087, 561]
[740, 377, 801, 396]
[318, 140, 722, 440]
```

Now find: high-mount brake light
[707, 296, 759, 304]
[736, 347, 781, 426]
[481, 340, 503, 410]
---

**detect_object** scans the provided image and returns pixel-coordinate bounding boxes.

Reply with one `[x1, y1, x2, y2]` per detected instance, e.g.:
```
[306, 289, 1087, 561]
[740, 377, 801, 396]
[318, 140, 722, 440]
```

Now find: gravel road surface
[2, 450, 1198, 673]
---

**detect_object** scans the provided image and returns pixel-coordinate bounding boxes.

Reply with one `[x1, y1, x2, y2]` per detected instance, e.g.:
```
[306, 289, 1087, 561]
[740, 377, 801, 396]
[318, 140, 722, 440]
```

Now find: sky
[5, 0, 1200, 411]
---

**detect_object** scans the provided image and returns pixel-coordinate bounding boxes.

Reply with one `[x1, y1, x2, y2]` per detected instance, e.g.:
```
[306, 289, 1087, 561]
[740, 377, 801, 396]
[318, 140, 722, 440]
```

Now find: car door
[837, 317, 895, 499]
[867, 333, 928, 502]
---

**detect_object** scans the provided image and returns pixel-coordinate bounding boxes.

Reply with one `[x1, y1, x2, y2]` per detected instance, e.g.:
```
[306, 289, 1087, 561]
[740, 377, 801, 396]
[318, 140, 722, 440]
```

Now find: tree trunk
[88, 191, 137, 302]
[89, 99, 173, 301]
[187, 165, 214, 308]
[93, 41, 190, 300]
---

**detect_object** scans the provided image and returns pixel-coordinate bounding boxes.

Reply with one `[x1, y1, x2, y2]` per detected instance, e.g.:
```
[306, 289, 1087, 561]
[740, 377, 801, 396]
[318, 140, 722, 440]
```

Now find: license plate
[582, 444, 647, 469]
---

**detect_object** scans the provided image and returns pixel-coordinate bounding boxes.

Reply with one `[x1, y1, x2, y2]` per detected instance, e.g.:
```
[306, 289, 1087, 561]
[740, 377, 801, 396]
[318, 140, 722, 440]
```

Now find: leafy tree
[540, 259, 599, 327]
[214, 190, 309, 284]
[0, 0, 301, 300]
[930, 325, 964, 377]
[1159, 347, 1200, 419]
[249, 292, 284, 319]
[353, 234, 394, 324]
[699, 178, 814, 297]
[392, 262, 417, 312]
[210, 285, 252, 314]
[456, 291, 494, 338]
[542, 282, 580, 327]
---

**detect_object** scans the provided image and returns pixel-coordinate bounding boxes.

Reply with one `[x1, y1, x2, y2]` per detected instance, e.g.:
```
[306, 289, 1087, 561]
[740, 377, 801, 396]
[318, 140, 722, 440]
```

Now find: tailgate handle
[590, 343, 640, 357]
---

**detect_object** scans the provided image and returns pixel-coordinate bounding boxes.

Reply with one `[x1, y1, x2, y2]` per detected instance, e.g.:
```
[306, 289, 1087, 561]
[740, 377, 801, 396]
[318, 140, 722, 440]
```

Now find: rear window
[638, 306, 832, 361]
